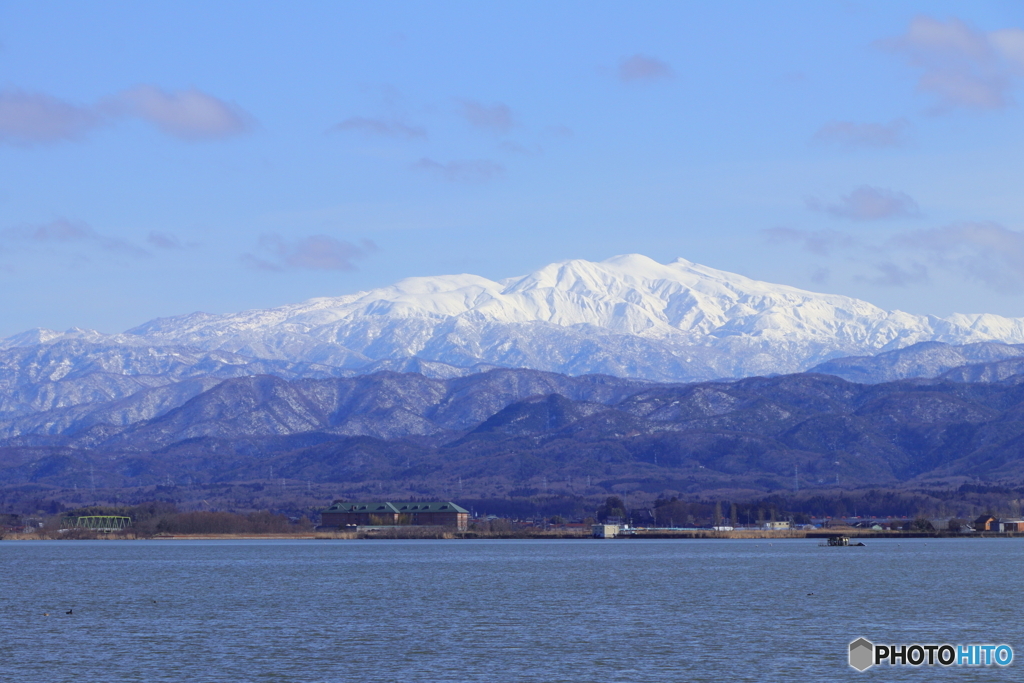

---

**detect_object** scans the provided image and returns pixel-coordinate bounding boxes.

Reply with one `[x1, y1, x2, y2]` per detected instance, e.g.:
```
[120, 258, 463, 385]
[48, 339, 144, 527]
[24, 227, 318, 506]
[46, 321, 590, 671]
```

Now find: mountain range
[7, 254, 1024, 392]
[6, 254, 1024, 501]
[5, 368, 1024, 499]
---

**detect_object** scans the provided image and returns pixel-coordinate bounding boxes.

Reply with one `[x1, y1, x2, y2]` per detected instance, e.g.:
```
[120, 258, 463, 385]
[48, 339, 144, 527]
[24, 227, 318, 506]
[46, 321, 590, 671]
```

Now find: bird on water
[66, 609, 73, 615]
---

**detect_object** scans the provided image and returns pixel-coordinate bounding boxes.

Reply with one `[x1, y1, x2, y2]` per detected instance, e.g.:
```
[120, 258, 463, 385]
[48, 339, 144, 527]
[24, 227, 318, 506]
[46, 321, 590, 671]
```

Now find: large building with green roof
[321, 501, 469, 531]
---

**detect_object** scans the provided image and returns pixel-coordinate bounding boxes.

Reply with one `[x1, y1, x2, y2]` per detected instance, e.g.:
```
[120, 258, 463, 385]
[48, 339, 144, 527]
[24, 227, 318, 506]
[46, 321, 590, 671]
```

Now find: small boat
[819, 536, 865, 547]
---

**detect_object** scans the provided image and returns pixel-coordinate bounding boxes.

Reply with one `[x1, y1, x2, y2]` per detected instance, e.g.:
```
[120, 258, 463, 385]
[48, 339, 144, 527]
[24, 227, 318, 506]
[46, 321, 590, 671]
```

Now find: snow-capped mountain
[7, 254, 1024, 384]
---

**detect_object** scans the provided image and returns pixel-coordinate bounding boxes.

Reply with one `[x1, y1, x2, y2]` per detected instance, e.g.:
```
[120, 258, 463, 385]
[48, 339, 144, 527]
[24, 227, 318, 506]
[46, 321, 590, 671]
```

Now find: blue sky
[1, 1, 1023, 336]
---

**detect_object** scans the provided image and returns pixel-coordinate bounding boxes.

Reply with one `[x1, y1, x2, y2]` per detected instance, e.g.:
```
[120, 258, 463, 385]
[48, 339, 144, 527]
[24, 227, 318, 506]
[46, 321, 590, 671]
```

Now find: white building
[592, 524, 620, 538]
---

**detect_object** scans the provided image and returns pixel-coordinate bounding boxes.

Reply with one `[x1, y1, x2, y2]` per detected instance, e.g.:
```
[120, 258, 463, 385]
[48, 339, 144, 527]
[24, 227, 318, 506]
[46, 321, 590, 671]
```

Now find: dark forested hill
[808, 340, 1024, 383]
[5, 366, 1024, 501]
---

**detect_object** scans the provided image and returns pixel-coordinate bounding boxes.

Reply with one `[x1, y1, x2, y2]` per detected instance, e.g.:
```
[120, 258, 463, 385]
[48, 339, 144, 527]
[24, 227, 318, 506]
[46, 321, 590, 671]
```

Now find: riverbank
[5, 527, 1024, 540]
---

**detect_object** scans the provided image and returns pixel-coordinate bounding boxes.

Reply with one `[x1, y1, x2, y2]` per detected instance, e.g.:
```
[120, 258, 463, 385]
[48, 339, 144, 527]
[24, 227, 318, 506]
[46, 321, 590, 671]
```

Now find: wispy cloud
[239, 254, 282, 272]
[809, 267, 830, 285]
[763, 227, 859, 256]
[330, 116, 426, 139]
[545, 125, 573, 138]
[767, 219, 1024, 292]
[767, 230, 929, 289]
[459, 100, 514, 133]
[879, 16, 1024, 111]
[0, 218, 150, 257]
[0, 90, 103, 145]
[117, 85, 251, 140]
[894, 222, 1024, 293]
[813, 119, 910, 148]
[146, 231, 190, 250]
[806, 186, 921, 221]
[0, 85, 253, 146]
[617, 54, 674, 83]
[413, 157, 505, 183]
[858, 262, 929, 287]
[242, 234, 377, 272]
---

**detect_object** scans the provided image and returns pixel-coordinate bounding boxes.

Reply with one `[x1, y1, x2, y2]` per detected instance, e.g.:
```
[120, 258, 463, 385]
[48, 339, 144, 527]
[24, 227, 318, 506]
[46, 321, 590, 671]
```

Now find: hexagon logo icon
[849, 638, 874, 671]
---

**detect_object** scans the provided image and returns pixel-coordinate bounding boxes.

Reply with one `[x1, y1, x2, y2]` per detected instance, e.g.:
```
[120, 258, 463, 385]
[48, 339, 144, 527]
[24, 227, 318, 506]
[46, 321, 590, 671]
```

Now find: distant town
[3, 495, 1023, 540]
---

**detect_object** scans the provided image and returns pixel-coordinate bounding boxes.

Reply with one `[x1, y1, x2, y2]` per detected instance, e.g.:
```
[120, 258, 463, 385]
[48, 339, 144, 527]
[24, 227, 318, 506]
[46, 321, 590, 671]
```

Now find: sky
[1, 1, 1024, 336]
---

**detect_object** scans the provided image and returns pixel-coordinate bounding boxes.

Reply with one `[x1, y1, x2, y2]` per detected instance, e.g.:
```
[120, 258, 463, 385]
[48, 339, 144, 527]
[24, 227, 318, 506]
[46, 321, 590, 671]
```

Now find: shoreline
[4, 528, 1024, 541]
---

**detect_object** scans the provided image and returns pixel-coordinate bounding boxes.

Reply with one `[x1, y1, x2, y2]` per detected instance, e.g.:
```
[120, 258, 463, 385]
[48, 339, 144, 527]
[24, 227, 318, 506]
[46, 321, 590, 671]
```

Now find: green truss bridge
[61, 516, 132, 532]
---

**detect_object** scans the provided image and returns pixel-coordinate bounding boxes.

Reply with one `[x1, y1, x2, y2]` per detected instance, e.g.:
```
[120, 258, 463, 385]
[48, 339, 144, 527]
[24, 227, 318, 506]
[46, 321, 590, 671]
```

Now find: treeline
[642, 497, 806, 528]
[634, 488, 1019, 527]
[147, 510, 311, 535]
[59, 503, 313, 536]
[593, 492, 981, 528]
[468, 495, 592, 519]
[470, 491, 979, 527]
[760, 488, 1019, 520]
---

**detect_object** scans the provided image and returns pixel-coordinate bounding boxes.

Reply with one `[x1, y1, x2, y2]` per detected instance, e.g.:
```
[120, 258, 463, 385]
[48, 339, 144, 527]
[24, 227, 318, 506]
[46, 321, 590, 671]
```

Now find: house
[999, 519, 1024, 533]
[592, 524, 619, 538]
[974, 515, 998, 531]
[320, 501, 469, 531]
[763, 521, 790, 531]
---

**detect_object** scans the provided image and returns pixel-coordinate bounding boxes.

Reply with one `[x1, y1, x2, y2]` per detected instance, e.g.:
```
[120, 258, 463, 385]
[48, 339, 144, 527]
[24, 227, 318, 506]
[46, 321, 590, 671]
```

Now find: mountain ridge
[7, 254, 1024, 384]
[6, 366, 1024, 497]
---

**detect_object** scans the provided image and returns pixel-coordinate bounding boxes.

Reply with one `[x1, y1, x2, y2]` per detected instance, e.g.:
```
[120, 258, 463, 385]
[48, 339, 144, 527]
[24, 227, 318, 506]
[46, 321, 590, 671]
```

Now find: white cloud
[767, 219, 1024, 293]
[459, 100, 514, 133]
[0, 85, 253, 145]
[118, 85, 251, 140]
[0, 218, 149, 258]
[806, 186, 921, 221]
[243, 234, 377, 272]
[0, 90, 102, 145]
[146, 231, 190, 250]
[880, 16, 1024, 111]
[762, 227, 858, 256]
[991, 28, 1024, 71]
[809, 267, 830, 285]
[617, 54, 674, 83]
[858, 262, 929, 287]
[813, 119, 910, 148]
[894, 222, 1024, 293]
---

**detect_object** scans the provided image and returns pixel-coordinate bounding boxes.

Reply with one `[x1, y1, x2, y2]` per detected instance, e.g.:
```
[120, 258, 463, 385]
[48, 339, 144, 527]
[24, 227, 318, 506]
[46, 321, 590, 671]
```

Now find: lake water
[0, 538, 1020, 682]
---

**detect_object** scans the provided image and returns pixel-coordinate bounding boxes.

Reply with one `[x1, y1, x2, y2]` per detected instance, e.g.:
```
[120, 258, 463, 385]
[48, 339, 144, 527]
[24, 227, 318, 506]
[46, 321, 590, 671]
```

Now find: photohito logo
[849, 638, 1013, 671]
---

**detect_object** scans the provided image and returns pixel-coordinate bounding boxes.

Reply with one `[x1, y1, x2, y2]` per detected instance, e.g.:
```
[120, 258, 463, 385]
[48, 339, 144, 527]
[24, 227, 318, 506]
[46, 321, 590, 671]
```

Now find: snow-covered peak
[7, 254, 1024, 382]
[0, 328, 64, 349]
